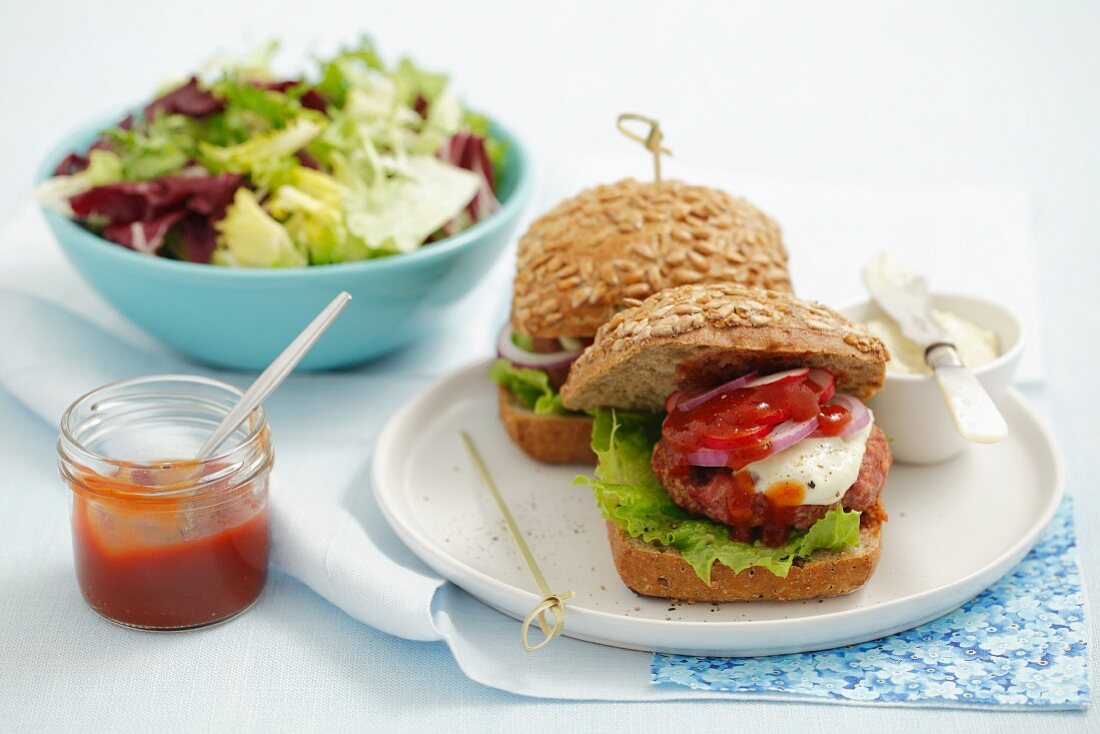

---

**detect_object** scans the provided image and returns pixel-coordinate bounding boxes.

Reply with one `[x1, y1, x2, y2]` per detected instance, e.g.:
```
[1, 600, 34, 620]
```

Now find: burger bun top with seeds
[560, 283, 889, 412]
[510, 179, 792, 339]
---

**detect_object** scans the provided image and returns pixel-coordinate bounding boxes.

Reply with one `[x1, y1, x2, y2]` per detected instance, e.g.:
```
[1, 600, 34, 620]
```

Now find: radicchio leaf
[102, 210, 186, 253]
[54, 153, 89, 176]
[70, 173, 242, 223]
[145, 77, 223, 119]
[173, 214, 221, 263]
[296, 150, 322, 170]
[53, 118, 128, 175]
[262, 80, 328, 112]
[71, 173, 242, 262]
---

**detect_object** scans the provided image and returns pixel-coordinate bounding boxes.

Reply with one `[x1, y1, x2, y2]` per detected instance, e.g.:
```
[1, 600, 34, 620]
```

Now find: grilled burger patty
[651, 425, 891, 542]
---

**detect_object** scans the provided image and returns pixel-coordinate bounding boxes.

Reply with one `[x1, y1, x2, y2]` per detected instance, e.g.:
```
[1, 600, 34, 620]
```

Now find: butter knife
[864, 259, 1008, 443]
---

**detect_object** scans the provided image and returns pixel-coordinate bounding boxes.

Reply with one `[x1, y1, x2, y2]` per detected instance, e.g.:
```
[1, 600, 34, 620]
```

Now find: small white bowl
[840, 293, 1024, 465]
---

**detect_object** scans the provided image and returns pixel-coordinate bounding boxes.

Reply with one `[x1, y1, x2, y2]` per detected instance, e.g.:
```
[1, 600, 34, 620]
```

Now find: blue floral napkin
[653, 497, 1089, 710]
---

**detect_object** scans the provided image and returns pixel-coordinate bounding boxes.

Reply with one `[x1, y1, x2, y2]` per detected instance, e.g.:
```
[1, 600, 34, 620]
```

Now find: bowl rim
[838, 291, 1025, 383]
[36, 107, 534, 280]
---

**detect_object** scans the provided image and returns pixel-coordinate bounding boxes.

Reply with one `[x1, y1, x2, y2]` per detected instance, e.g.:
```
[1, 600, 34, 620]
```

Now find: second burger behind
[492, 178, 792, 463]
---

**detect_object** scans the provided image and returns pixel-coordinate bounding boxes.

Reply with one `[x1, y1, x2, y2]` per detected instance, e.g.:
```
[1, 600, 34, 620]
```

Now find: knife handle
[927, 344, 1008, 444]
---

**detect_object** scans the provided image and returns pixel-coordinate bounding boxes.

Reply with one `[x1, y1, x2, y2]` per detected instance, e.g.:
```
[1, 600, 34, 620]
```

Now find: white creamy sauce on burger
[745, 417, 874, 505]
[866, 310, 999, 376]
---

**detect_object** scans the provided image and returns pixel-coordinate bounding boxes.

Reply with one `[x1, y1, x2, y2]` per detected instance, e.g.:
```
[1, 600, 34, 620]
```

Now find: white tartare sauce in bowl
[867, 310, 999, 376]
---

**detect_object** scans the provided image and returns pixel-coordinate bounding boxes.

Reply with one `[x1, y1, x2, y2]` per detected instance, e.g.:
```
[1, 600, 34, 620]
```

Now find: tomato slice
[701, 422, 773, 450]
[724, 399, 787, 426]
[661, 368, 843, 462]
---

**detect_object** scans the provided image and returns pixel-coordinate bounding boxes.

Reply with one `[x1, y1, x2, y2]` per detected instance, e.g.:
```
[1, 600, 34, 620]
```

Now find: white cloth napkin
[0, 289, 444, 641]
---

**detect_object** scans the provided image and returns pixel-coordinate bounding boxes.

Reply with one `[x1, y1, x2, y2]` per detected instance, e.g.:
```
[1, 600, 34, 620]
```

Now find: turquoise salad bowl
[37, 113, 533, 371]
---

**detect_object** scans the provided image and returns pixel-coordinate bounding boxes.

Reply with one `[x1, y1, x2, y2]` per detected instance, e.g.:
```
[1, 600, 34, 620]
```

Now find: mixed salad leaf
[37, 38, 507, 267]
[577, 410, 862, 584]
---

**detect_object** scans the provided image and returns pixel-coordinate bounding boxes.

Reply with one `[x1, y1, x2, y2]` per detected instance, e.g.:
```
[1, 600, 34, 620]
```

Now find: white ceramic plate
[372, 359, 1064, 656]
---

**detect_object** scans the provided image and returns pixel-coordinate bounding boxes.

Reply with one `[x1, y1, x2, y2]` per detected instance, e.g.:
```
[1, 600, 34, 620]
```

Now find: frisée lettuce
[576, 410, 862, 585]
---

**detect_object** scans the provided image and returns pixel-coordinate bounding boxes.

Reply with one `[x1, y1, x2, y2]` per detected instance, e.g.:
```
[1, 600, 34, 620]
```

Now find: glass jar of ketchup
[57, 375, 272, 630]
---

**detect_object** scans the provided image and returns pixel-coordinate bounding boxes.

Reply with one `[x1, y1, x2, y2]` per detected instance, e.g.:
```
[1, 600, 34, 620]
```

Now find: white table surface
[1, 1, 1098, 731]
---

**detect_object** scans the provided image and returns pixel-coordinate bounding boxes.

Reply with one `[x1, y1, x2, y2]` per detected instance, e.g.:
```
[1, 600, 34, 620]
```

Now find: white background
[1, 1, 1098, 731]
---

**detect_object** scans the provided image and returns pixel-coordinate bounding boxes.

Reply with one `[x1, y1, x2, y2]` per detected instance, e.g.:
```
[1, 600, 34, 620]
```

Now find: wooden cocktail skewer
[616, 113, 672, 187]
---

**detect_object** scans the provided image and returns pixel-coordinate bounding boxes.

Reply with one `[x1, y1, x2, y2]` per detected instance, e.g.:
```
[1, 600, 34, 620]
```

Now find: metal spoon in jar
[196, 291, 352, 459]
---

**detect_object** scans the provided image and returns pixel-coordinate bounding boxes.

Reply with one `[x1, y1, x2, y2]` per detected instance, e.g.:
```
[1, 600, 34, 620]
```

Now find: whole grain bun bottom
[497, 387, 595, 464]
[606, 503, 885, 602]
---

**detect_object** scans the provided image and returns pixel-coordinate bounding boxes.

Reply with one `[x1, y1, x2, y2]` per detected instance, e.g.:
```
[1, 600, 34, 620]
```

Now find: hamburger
[560, 283, 892, 602]
[491, 179, 792, 464]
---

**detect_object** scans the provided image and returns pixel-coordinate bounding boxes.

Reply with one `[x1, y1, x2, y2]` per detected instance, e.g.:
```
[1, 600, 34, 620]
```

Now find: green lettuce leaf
[342, 155, 478, 252]
[488, 359, 578, 416]
[590, 408, 663, 487]
[213, 188, 306, 268]
[578, 410, 862, 584]
[310, 44, 460, 171]
[265, 167, 373, 265]
[510, 330, 535, 352]
[104, 114, 200, 181]
[205, 76, 309, 145]
[392, 57, 448, 106]
[405, 93, 463, 156]
[199, 116, 324, 185]
[534, 392, 569, 416]
[202, 39, 280, 86]
[313, 37, 386, 109]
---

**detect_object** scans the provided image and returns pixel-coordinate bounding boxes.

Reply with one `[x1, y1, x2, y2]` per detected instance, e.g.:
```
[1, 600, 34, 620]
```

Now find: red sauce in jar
[70, 463, 269, 629]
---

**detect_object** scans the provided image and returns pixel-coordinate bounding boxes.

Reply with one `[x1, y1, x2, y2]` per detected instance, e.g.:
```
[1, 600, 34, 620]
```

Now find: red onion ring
[496, 323, 582, 370]
[743, 367, 810, 388]
[664, 391, 682, 413]
[674, 372, 759, 413]
[766, 416, 821, 453]
[683, 446, 738, 467]
[685, 416, 819, 467]
[824, 393, 871, 438]
[674, 368, 817, 414]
